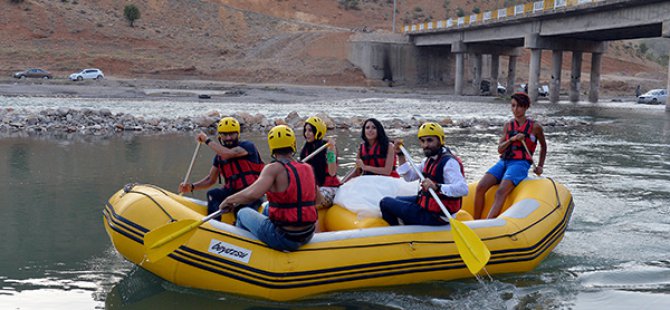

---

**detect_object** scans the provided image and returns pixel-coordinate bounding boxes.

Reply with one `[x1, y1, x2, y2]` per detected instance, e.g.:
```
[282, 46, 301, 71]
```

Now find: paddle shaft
[341, 165, 358, 182]
[399, 146, 453, 220]
[183, 142, 201, 184]
[520, 140, 539, 174]
[149, 209, 223, 250]
[300, 142, 331, 163]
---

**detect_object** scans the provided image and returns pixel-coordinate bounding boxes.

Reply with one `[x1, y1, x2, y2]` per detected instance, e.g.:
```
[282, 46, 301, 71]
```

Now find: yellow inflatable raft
[103, 178, 573, 301]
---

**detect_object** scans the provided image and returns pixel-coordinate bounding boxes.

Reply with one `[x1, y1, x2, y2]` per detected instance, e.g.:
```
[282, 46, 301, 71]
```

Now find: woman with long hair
[343, 118, 399, 182]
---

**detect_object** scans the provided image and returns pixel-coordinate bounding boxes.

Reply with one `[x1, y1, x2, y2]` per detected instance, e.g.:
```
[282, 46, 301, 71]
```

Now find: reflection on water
[1, 102, 669, 309]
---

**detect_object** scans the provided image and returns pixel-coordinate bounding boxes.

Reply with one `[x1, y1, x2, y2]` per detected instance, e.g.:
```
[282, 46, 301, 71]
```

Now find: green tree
[472, 7, 481, 14]
[124, 4, 141, 27]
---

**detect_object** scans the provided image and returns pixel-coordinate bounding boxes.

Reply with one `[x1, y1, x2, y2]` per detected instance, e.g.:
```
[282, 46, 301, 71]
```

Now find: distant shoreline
[0, 76, 638, 103]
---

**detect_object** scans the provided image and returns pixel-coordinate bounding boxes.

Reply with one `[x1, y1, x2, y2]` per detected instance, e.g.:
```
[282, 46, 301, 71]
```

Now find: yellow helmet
[305, 116, 327, 140]
[217, 117, 240, 134]
[417, 122, 444, 145]
[268, 125, 296, 153]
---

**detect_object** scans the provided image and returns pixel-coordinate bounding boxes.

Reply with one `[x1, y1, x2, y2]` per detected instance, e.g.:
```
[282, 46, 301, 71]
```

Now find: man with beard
[379, 122, 468, 226]
[179, 117, 265, 218]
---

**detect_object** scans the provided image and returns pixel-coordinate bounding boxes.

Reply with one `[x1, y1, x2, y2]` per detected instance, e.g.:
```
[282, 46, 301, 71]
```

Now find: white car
[637, 89, 667, 105]
[69, 68, 104, 81]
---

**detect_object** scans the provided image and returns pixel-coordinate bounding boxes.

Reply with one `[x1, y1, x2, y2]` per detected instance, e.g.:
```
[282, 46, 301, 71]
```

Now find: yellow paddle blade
[144, 219, 199, 263]
[450, 218, 491, 275]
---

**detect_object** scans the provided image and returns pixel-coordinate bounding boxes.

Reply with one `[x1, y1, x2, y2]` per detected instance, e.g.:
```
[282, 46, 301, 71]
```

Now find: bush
[456, 7, 465, 17]
[124, 4, 141, 27]
[338, 0, 359, 10]
[10, 0, 25, 4]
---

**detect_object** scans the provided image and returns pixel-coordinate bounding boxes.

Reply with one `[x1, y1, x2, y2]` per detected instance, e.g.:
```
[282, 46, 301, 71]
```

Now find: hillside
[1, 0, 666, 92]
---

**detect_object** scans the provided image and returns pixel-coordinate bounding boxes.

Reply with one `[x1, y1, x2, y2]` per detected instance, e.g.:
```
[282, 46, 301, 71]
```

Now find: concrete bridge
[349, 0, 670, 109]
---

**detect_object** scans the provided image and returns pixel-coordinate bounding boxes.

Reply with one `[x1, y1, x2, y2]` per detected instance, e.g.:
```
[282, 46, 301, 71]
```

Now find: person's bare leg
[474, 174, 498, 219]
[486, 180, 516, 219]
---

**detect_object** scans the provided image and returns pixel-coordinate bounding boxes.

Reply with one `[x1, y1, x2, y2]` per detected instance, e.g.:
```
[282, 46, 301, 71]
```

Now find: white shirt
[396, 152, 469, 198]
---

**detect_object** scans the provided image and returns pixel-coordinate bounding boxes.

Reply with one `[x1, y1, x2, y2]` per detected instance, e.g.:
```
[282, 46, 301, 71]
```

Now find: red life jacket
[217, 142, 265, 192]
[267, 161, 318, 226]
[501, 119, 536, 163]
[359, 142, 400, 178]
[416, 149, 465, 215]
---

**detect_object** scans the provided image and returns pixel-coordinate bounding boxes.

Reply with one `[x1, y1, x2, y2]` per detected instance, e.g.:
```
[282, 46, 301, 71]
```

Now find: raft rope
[477, 177, 562, 283]
[504, 177, 563, 240]
[123, 183, 176, 222]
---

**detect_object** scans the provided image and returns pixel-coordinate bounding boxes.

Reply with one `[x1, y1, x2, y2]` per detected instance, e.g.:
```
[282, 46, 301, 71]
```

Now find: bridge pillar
[507, 56, 517, 96]
[473, 54, 483, 95]
[491, 54, 500, 97]
[550, 50, 563, 104]
[589, 53, 602, 103]
[455, 52, 464, 96]
[528, 49, 542, 103]
[570, 51, 583, 103]
[664, 20, 670, 111]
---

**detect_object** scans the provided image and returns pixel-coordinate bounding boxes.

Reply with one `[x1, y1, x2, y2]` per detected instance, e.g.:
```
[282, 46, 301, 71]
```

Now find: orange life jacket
[267, 161, 318, 226]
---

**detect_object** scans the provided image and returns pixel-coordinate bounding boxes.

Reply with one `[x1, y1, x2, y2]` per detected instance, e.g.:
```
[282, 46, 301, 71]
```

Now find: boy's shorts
[487, 159, 531, 185]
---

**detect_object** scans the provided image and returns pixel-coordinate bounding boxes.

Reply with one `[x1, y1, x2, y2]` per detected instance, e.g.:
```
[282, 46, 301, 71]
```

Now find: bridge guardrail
[403, 0, 601, 34]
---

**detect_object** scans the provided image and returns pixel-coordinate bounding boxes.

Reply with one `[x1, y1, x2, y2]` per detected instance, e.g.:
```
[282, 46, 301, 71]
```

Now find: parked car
[13, 68, 53, 79]
[637, 89, 667, 105]
[69, 68, 104, 81]
[520, 83, 549, 97]
[480, 80, 507, 95]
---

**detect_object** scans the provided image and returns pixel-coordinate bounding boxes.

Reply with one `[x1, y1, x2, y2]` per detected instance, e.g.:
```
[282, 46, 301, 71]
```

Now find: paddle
[144, 139, 332, 262]
[340, 165, 359, 183]
[179, 142, 201, 195]
[301, 141, 331, 163]
[399, 145, 490, 275]
[520, 140, 539, 175]
[144, 210, 223, 262]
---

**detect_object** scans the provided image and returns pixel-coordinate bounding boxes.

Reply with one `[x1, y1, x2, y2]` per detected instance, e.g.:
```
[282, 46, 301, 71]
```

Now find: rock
[57, 107, 70, 117]
[25, 115, 39, 126]
[206, 110, 221, 118]
[99, 108, 112, 117]
[285, 111, 301, 128]
[193, 115, 217, 127]
[439, 117, 454, 126]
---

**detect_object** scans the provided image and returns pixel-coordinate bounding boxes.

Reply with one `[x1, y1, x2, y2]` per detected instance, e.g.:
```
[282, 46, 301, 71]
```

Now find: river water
[0, 95, 669, 309]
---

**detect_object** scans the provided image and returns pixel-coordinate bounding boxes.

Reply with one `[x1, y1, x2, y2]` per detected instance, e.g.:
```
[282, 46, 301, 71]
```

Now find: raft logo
[208, 239, 252, 264]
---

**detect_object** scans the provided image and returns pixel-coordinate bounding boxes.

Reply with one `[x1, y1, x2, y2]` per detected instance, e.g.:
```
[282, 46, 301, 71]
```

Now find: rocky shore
[0, 78, 606, 139]
[0, 106, 586, 138]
